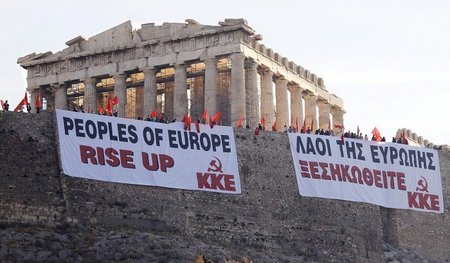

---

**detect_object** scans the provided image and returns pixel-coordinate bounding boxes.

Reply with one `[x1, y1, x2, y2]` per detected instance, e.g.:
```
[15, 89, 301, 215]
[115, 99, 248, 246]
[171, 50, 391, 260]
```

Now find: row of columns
[47, 52, 344, 133]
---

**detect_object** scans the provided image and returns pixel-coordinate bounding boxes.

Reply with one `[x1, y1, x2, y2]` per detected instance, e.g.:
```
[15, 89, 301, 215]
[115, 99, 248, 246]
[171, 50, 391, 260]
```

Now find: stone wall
[61, 130, 383, 262]
[0, 112, 65, 224]
[2, 112, 449, 262]
[390, 146, 450, 261]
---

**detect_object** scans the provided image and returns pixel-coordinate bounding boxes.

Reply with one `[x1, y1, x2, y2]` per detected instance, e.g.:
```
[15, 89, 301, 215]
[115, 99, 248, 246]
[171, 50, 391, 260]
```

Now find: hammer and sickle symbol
[415, 176, 429, 193]
[207, 156, 223, 173]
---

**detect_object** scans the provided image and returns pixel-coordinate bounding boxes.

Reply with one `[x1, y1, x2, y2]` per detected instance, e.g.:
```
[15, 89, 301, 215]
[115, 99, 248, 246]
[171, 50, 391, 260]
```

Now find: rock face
[0, 112, 449, 262]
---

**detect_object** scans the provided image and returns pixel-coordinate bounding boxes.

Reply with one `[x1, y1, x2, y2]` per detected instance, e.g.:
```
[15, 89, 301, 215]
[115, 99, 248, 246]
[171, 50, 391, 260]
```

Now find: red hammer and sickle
[207, 156, 223, 173]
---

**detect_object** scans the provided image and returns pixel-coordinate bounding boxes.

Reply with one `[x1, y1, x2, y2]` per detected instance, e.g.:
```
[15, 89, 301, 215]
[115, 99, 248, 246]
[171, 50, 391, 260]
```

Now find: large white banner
[288, 133, 444, 213]
[56, 110, 241, 194]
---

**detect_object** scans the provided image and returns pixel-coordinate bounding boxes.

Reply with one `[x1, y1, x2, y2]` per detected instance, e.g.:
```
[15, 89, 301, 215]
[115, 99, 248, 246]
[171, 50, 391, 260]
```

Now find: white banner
[288, 133, 444, 213]
[56, 110, 241, 194]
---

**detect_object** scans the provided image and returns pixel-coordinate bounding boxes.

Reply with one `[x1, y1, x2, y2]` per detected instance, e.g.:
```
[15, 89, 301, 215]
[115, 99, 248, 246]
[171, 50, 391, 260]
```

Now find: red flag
[371, 127, 382, 142]
[14, 98, 25, 112]
[150, 110, 158, 118]
[195, 120, 200, 133]
[112, 95, 118, 105]
[35, 93, 41, 109]
[201, 110, 208, 124]
[0, 100, 4, 110]
[212, 112, 221, 123]
[310, 118, 314, 131]
[97, 105, 105, 114]
[237, 112, 243, 128]
[402, 129, 407, 144]
[183, 114, 192, 131]
[334, 123, 343, 129]
[260, 116, 266, 130]
[301, 119, 306, 133]
[106, 97, 112, 115]
[209, 116, 214, 128]
[209, 112, 222, 128]
[295, 118, 299, 133]
[23, 91, 29, 106]
[272, 120, 277, 131]
[328, 120, 331, 131]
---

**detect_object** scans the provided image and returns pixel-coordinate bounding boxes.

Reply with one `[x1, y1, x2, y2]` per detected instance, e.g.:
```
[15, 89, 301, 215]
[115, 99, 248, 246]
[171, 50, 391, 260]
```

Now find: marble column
[260, 68, 274, 129]
[190, 76, 204, 119]
[54, 83, 68, 110]
[275, 77, 289, 131]
[174, 63, 188, 121]
[164, 84, 174, 121]
[304, 93, 318, 131]
[113, 73, 127, 117]
[230, 53, 246, 127]
[317, 100, 331, 130]
[83, 77, 97, 113]
[135, 87, 144, 119]
[29, 88, 39, 113]
[204, 57, 217, 117]
[244, 58, 259, 128]
[331, 106, 345, 135]
[143, 67, 157, 118]
[290, 85, 304, 130]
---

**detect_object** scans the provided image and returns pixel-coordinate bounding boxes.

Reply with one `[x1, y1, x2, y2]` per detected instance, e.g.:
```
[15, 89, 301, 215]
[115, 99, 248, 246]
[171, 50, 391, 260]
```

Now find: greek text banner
[288, 133, 443, 213]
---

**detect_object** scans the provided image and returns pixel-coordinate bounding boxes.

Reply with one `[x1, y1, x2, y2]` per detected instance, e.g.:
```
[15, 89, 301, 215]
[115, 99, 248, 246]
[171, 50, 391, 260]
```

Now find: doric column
[260, 68, 274, 128]
[174, 63, 188, 121]
[290, 85, 304, 129]
[275, 77, 289, 131]
[244, 58, 259, 128]
[164, 84, 174, 121]
[230, 53, 246, 127]
[317, 100, 331, 130]
[331, 106, 345, 135]
[29, 88, 39, 113]
[113, 73, 127, 117]
[54, 83, 68, 110]
[304, 93, 318, 131]
[143, 67, 157, 119]
[83, 77, 97, 113]
[204, 57, 217, 117]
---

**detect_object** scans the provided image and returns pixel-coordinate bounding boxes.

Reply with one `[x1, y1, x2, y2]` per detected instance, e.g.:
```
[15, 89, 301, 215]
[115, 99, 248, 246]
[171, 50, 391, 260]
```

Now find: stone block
[88, 63, 118, 78]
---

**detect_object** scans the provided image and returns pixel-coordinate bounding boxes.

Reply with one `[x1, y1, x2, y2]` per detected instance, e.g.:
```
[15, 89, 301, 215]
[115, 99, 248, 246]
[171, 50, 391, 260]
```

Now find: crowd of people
[251, 121, 411, 145]
[1, 96, 412, 145]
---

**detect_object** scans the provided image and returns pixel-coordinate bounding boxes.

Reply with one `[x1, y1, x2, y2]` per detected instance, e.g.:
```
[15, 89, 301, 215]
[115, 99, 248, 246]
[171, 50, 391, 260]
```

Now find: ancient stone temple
[17, 18, 345, 131]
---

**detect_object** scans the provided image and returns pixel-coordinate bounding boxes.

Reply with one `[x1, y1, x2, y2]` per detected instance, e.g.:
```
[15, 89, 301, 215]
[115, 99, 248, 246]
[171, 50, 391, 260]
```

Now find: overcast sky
[1, 0, 449, 145]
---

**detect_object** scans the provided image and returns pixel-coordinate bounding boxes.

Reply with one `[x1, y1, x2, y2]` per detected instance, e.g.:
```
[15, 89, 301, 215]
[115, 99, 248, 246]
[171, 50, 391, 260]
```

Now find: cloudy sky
[1, 0, 449, 145]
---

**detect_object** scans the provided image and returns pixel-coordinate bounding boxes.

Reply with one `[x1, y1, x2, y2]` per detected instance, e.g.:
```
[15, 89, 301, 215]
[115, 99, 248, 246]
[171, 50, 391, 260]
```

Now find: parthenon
[17, 18, 345, 132]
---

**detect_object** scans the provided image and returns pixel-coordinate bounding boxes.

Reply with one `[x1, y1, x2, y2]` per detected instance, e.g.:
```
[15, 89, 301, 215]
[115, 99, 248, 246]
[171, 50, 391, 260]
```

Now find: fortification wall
[59, 122, 383, 262]
[392, 147, 450, 261]
[0, 112, 65, 224]
[1, 112, 449, 262]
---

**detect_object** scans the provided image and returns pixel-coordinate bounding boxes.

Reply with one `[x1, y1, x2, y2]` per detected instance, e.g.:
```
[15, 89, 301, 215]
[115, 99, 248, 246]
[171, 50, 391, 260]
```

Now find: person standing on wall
[4, 100, 9, 111]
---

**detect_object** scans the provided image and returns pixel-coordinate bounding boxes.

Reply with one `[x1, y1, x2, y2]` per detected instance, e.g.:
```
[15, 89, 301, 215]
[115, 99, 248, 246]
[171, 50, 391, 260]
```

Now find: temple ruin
[17, 18, 345, 131]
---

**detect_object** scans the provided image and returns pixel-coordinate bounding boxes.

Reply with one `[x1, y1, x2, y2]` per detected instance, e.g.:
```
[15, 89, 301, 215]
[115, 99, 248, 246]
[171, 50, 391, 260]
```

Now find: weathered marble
[113, 73, 127, 117]
[17, 19, 345, 129]
[244, 58, 258, 128]
[230, 53, 246, 127]
[143, 68, 157, 119]
[275, 77, 289, 131]
[289, 85, 303, 130]
[260, 68, 274, 128]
